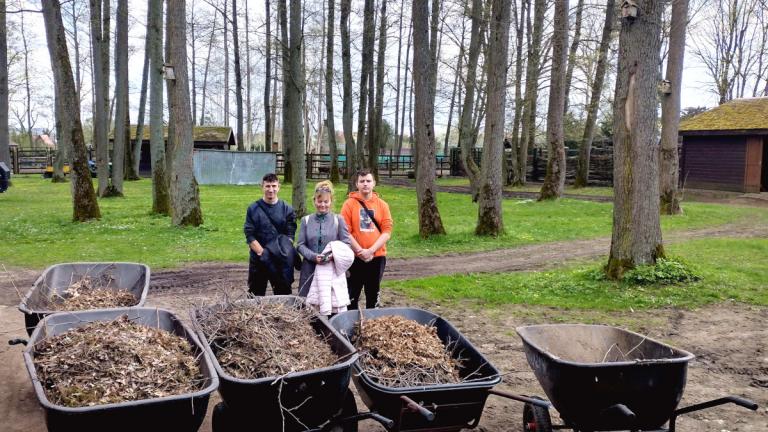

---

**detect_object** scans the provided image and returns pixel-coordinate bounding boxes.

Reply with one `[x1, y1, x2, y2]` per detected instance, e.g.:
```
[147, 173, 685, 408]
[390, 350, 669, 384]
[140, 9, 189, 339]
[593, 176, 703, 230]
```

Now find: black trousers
[248, 256, 292, 296]
[347, 256, 386, 310]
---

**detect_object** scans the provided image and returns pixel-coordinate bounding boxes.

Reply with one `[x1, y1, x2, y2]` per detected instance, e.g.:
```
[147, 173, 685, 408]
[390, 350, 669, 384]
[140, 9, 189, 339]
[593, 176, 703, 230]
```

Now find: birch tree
[606, 0, 664, 279]
[42, 0, 100, 221]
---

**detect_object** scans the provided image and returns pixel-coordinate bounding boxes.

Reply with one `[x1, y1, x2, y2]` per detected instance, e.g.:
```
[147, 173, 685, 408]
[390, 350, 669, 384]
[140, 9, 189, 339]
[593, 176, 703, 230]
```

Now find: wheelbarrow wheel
[523, 401, 552, 432]
[328, 390, 358, 432]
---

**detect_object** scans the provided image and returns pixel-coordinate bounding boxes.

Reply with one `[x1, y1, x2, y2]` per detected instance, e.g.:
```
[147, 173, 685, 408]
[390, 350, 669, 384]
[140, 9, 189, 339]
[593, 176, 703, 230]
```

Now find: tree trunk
[105, 0, 128, 197]
[458, 0, 485, 201]
[507, 0, 527, 186]
[443, 22, 465, 157]
[131, 25, 151, 180]
[189, 4, 197, 126]
[563, 0, 584, 115]
[199, 12, 216, 125]
[149, 0, 169, 215]
[412, 0, 445, 238]
[325, 0, 339, 183]
[52, 92, 69, 183]
[393, 0, 405, 160]
[288, 0, 306, 217]
[264, 0, 272, 152]
[70, 1, 82, 101]
[516, 0, 545, 186]
[660, 0, 688, 215]
[232, 0, 245, 150]
[0, 0, 9, 168]
[538, 0, 568, 201]
[279, 0, 292, 182]
[167, 0, 203, 226]
[356, 0, 375, 170]
[89, 0, 110, 196]
[244, 0, 252, 148]
[223, 0, 229, 126]
[606, 0, 664, 279]
[369, 0, 387, 179]
[575, 0, 615, 188]
[397, 21, 412, 159]
[19, 12, 33, 151]
[476, 0, 510, 236]
[340, 0, 355, 181]
[42, 0, 101, 221]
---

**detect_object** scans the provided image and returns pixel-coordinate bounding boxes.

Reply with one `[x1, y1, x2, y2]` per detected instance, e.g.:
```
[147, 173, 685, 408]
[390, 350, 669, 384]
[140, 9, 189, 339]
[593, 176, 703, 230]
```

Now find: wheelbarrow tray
[330, 308, 502, 432]
[516, 324, 695, 431]
[23, 307, 218, 432]
[192, 296, 359, 431]
[19, 262, 150, 335]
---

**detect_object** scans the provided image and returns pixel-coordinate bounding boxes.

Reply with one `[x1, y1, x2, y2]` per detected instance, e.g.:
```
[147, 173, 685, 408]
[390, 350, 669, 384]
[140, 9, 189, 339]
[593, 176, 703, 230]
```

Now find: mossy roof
[679, 97, 768, 132]
[111, 125, 234, 143]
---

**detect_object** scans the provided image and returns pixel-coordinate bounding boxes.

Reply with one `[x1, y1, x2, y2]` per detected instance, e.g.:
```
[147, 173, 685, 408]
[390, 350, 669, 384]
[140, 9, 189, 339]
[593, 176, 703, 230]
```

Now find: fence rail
[10, 148, 52, 174]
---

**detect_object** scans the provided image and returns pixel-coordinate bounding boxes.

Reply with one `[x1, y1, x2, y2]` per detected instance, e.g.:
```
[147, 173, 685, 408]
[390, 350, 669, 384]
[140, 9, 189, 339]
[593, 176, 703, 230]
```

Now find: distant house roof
[679, 97, 768, 135]
[34, 134, 56, 148]
[111, 125, 236, 146]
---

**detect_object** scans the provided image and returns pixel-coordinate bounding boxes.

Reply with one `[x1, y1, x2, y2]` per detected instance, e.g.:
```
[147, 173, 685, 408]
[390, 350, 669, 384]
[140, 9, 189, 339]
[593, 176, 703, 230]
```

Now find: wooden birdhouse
[621, 0, 639, 19]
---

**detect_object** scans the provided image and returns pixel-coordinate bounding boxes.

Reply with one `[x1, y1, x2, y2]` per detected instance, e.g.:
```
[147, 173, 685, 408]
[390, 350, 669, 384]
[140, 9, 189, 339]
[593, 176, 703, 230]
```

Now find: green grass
[1, 175, 764, 269]
[386, 238, 768, 310]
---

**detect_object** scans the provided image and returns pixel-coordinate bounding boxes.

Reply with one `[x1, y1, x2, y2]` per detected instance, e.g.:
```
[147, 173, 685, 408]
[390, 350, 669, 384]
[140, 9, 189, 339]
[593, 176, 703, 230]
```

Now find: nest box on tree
[621, 0, 639, 19]
[659, 80, 672, 94]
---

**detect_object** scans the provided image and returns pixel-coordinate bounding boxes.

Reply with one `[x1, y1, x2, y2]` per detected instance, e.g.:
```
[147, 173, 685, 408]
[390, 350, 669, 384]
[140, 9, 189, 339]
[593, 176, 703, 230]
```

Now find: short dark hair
[262, 173, 279, 183]
[355, 168, 373, 179]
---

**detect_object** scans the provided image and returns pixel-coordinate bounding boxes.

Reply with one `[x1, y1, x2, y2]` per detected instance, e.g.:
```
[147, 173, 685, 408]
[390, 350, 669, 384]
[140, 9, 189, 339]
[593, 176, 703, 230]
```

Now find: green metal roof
[679, 97, 768, 132]
[112, 125, 234, 143]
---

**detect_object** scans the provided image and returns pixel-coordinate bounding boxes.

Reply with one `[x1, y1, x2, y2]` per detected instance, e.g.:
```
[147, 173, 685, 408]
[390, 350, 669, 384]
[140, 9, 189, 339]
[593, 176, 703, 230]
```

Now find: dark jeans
[248, 256, 292, 296]
[347, 256, 386, 309]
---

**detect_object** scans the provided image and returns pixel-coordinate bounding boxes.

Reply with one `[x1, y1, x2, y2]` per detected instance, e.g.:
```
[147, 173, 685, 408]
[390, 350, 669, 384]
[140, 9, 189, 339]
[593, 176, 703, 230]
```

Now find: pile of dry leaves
[33, 315, 204, 407]
[47, 274, 136, 311]
[354, 315, 462, 387]
[195, 301, 338, 379]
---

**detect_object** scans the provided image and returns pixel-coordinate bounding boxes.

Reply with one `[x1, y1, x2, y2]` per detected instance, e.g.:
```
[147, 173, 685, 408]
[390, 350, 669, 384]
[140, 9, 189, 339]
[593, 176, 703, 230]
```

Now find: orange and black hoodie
[340, 191, 393, 257]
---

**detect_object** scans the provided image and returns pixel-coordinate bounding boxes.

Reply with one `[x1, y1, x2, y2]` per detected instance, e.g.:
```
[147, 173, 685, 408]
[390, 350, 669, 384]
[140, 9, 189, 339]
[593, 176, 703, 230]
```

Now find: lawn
[386, 238, 768, 310]
[1, 175, 764, 269]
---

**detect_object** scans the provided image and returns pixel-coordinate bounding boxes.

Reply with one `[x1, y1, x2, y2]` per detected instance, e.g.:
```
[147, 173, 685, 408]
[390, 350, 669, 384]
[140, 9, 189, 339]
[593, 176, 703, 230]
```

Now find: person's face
[262, 181, 280, 201]
[314, 192, 332, 214]
[356, 174, 375, 195]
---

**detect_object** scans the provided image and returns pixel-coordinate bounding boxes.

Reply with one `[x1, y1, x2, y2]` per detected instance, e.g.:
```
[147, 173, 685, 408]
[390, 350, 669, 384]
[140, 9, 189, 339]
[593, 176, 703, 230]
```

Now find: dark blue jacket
[244, 199, 298, 284]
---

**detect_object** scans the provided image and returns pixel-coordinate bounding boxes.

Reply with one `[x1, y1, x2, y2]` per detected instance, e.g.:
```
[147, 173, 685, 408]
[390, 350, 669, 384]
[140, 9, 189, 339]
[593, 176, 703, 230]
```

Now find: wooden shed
[113, 125, 236, 176]
[679, 97, 768, 192]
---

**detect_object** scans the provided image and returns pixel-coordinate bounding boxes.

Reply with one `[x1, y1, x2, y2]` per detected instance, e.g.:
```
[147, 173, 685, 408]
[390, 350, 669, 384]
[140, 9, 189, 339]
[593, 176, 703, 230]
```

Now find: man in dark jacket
[243, 173, 297, 295]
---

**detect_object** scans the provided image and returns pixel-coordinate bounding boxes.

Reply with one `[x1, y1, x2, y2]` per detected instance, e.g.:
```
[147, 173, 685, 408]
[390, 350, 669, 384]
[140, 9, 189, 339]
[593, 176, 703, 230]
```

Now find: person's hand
[358, 248, 374, 262]
[315, 255, 324, 264]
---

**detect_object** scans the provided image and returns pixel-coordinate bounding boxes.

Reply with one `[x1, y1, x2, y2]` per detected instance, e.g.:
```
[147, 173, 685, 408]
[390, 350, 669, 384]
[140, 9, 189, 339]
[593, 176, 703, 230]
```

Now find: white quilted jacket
[306, 240, 354, 316]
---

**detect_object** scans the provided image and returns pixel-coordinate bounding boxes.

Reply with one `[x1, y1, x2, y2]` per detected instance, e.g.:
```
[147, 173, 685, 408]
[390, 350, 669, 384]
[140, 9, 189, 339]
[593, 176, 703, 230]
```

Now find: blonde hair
[314, 180, 334, 199]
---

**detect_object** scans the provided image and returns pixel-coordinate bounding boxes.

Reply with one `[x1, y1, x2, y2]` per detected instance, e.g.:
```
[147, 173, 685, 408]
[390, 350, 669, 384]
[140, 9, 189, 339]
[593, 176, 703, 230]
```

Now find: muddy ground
[1, 223, 766, 431]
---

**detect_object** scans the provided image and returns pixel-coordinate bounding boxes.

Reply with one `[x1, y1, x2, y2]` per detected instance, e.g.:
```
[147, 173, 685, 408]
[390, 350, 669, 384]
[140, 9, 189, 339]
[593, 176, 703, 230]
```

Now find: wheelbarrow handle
[487, 389, 552, 409]
[400, 395, 435, 421]
[675, 395, 759, 417]
[8, 338, 28, 346]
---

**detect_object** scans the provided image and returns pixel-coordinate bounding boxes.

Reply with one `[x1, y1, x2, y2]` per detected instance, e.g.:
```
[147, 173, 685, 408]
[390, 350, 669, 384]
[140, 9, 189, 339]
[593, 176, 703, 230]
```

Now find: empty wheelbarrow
[18, 262, 150, 335]
[192, 296, 384, 432]
[15, 307, 218, 432]
[330, 307, 547, 432]
[516, 324, 759, 432]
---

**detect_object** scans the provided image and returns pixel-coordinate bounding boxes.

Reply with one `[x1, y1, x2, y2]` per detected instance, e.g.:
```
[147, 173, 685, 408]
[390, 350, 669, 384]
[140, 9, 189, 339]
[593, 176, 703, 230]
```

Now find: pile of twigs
[33, 315, 204, 408]
[46, 273, 136, 311]
[195, 301, 338, 379]
[354, 315, 462, 387]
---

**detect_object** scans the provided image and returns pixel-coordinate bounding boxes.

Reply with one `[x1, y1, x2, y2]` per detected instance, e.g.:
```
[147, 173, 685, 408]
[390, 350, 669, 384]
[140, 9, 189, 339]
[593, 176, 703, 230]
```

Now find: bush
[622, 258, 701, 285]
